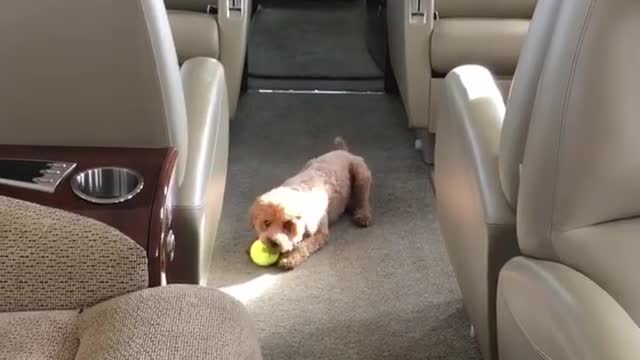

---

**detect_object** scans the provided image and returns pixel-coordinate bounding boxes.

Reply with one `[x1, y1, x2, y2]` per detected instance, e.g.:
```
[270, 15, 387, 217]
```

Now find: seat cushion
[0, 196, 148, 313]
[75, 285, 262, 360]
[168, 10, 220, 65]
[166, 0, 217, 12]
[431, 18, 529, 76]
[1, 310, 79, 359]
[435, 0, 536, 18]
[1, 286, 261, 360]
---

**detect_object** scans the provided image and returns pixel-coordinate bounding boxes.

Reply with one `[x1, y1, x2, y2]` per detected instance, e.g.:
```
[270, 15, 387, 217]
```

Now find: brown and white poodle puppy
[249, 137, 372, 270]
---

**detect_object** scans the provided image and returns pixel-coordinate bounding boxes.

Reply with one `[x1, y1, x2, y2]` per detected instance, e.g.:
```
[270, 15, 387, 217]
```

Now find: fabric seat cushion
[75, 285, 262, 359]
[431, 18, 529, 76]
[0, 196, 148, 313]
[1, 310, 80, 360]
[1, 286, 262, 360]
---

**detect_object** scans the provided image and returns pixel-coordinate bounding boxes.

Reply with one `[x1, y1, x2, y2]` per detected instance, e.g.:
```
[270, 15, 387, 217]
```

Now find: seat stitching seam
[546, 0, 596, 253]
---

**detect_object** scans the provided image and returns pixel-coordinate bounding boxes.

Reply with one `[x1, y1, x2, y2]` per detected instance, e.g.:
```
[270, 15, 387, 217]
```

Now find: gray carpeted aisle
[208, 92, 481, 360]
[248, 0, 383, 80]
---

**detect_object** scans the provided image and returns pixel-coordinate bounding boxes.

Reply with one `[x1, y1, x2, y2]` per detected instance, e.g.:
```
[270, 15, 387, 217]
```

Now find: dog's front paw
[277, 256, 298, 270]
[352, 208, 372, 227]
[277, 247, 309, 270]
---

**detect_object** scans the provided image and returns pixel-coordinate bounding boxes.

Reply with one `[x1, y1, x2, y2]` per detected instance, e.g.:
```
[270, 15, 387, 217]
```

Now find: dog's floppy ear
[249, 201, 260, 229]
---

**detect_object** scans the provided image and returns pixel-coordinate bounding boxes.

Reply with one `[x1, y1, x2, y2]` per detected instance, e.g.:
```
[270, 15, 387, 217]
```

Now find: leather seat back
[166, 0, 220, 65]
[430, 18, 529, 77]
[431, 0, 535, 77]
[517, 0, 640, 323]
[497, 0, 560, 208]
[0, 0, 188, 179]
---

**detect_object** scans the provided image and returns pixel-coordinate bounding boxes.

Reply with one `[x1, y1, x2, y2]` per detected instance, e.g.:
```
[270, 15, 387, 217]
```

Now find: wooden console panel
[0, 145, 177, 287]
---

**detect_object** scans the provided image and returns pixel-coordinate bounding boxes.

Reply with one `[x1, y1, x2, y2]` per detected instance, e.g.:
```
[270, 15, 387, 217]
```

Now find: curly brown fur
[249, 137, 372, 270]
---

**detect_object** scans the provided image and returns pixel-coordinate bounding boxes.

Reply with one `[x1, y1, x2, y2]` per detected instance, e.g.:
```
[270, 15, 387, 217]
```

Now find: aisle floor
[208, 92, 482, 360]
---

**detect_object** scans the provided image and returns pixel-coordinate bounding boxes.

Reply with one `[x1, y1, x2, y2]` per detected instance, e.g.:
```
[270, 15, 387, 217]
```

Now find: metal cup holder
[71, 167, 144, 204]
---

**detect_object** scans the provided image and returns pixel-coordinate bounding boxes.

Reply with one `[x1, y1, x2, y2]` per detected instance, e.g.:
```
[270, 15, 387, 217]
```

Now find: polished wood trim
[0, 145, 176, 286]
[148, 148, 178, 287]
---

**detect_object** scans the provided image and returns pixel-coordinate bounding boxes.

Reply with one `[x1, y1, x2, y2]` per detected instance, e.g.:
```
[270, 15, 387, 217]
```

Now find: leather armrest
[76, 285, 262, 359]
[178, 57, 229, 208]
[434, 65, 517, 359]
[498, 257, 640, 360]
[437, 64, 514, 224]
[169, 57, 229, 284]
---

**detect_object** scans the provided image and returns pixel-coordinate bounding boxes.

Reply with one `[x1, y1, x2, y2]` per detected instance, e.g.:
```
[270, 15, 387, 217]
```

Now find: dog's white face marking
[256, 215, 305, 253]
[250, 187, 329, 253]
[269, 230, 296, 252]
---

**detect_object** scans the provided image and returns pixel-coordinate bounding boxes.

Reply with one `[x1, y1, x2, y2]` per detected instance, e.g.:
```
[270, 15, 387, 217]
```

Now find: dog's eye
[263, 220, 272, 228]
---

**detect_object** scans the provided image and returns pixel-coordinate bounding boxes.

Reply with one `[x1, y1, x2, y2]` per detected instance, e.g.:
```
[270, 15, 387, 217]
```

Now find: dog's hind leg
[349, 156, 372, 227]
[278, 216, 329, 270]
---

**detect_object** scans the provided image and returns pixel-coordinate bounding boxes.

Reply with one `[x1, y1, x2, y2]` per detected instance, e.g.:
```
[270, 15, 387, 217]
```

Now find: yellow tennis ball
[250, 239, 280, 266]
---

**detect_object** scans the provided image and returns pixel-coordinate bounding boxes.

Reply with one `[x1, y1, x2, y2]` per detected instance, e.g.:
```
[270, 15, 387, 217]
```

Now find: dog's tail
[334, 137, 349, 151]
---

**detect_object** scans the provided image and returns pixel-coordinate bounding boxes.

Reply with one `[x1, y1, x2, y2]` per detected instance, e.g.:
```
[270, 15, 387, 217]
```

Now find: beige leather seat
[497, 0, 640, 358]
[166, 0, 251, 118]
[388, 0, 534, 162]
[0, 0, 229, 285]
[433, 0, 559, 358]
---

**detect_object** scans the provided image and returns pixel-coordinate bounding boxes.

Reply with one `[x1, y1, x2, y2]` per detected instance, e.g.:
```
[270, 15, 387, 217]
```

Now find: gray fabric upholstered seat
[0, 196, 262, 360]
